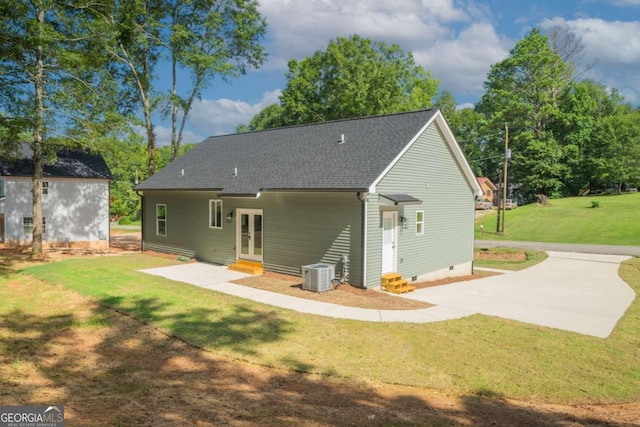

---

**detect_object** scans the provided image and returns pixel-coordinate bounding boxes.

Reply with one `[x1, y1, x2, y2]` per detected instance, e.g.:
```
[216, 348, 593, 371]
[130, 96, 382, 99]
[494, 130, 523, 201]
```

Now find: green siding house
[136, 109, 482, 288]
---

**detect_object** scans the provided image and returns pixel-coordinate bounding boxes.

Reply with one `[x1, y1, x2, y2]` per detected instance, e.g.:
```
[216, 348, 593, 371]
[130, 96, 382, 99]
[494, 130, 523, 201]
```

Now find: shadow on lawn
[99, 295, 291, 356]
[0, 300, 634, 426]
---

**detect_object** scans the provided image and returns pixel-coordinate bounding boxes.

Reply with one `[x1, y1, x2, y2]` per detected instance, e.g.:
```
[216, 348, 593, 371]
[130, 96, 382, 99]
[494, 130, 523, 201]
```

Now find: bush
[118, 216, 132, 225]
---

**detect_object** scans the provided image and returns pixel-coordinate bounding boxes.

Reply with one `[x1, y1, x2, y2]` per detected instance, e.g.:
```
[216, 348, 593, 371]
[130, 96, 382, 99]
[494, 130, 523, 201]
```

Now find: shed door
[237, 209, 263, 262]
[381, 211, 397, 274]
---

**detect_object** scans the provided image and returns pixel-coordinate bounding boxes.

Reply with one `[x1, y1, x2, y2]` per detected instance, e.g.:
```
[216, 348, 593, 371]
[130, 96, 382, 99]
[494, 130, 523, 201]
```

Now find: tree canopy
[0, 0, 124, 254]
[240, 35, 439, 130]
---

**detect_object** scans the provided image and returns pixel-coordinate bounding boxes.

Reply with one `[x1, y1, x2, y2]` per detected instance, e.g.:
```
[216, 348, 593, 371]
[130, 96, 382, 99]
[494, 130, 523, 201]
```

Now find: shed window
[0, 176, 4, 198]
[42, 181, 49, 195]
[23, 217, 45, 234]
[156, 204, 167, 236]
[416, 211, 424, 235]
[209, 200, 222, 229]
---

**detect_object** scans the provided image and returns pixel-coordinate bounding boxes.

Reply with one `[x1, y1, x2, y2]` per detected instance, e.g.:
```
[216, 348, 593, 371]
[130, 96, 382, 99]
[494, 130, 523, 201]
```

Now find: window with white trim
[42, 181, 49, 195]
[23, 217, 46, 234]
[416, 210, 424, 235]
[156, 204, 167, 236]
[209, 200, 223, 229]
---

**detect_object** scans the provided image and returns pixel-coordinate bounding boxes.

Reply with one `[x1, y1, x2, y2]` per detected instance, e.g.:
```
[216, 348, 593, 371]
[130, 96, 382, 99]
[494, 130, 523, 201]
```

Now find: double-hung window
[209, 200, 223, 229]
[23, 217, 46, 234]
[416, 211, 424, 235]
[156, 204, 167, 236]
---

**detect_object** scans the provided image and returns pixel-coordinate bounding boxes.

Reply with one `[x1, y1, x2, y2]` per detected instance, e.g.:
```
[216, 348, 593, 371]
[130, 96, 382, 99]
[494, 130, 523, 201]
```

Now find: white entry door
[381, 211, 397, 274]
[237, 209, 263, 262]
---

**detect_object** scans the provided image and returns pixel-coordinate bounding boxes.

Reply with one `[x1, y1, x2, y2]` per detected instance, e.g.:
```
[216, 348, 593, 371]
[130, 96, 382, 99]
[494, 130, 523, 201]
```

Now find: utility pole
[501, 123, 510, 234]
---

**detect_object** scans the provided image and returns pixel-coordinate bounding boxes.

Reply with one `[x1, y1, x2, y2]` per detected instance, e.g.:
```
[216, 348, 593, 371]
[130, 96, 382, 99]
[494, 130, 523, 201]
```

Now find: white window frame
[23, 217, 45, 234]
[416, 210, 424, 236]
[42, 181, 49, 195]
[23, 217, 33, 235]
[209, 199, 223, 229]
[156, 204, 167, 236]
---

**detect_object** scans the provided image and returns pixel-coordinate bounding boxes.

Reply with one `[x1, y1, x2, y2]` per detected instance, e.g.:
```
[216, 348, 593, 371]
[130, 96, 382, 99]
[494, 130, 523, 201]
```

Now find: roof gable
[137, 109, 481, 197]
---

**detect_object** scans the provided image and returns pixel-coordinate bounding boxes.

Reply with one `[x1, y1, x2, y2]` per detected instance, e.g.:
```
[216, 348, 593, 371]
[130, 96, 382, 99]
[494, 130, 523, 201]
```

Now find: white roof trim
[369, 109, 483, 198]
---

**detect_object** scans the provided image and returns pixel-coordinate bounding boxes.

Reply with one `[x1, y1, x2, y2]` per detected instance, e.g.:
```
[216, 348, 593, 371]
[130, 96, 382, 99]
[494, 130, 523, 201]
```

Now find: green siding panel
[365, 122, 476, 287]
[142, 191, 364, 286]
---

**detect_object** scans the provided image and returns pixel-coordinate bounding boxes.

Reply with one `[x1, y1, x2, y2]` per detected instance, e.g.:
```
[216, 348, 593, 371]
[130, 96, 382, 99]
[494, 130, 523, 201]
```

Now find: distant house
[136, 109, 482, 288]
[0, 147, 112, 249]
[477, 177, 498, 203]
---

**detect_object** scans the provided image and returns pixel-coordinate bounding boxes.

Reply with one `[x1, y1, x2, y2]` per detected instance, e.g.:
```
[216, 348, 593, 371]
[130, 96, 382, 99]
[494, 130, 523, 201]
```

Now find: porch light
[400, 216, 407, 229]
[226, 212, 234, 223]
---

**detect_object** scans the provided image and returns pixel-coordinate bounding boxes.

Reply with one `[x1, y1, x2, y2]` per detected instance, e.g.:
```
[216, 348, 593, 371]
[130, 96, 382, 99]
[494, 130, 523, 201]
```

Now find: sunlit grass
[13, 253, 639, 404]
[476, 193, 640, 245]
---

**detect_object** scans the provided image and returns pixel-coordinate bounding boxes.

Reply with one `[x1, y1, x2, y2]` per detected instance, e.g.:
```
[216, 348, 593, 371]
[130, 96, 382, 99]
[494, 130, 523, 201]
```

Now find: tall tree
[589, 109, 640, 193]
[477, 28, 569, 197]
[101, 0, 267, 175]
[0, 0, 120, 255]
[101, 0, 166, 177]
[166, 0, 267, 160]
[555, 80, 628, 194]
[241, 35, 439, 129]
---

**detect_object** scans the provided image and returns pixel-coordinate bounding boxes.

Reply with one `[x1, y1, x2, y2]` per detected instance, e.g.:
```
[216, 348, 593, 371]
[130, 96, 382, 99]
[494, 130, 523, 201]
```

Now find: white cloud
[153, 126, 202, 147]
[256, 0, 505, 101]
[608, 0, 640, 6]
[415, 23, 511, 98]
[187, 89, 282, 137]
[540, 17, 640, 103]
[258, 0, 472, 70]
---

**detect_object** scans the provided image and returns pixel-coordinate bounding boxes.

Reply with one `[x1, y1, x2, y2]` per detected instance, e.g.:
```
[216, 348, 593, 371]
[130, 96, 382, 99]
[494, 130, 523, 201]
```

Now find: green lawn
[475, 193, 640, 245]
[17, 254, 640, 404]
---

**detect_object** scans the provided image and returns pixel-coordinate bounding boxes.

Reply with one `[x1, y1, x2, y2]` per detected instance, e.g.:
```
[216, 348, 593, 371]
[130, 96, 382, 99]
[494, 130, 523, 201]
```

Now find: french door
[236, 209, 263, 262]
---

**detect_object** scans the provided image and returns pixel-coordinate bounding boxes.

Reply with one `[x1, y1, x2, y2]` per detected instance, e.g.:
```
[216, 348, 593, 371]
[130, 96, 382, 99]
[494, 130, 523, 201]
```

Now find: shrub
[590, 200, 601, 208]
[118, 216, 132, 225]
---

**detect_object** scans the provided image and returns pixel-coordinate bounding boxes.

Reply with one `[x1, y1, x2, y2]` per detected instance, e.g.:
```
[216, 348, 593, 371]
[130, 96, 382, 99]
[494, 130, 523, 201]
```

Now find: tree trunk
[31, 5, 45, 256]
[144, 100, 155, 177]
[170, 55, 179, 162]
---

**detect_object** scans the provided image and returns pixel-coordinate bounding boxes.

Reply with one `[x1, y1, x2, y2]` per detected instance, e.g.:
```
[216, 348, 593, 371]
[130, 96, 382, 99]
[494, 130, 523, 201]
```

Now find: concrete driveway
[401, 251, 635, 338]
[140, 251, 635, 338]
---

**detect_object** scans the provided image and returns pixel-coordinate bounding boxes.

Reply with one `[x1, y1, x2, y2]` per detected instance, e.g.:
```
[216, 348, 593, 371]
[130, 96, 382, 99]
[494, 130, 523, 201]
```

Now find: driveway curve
[140, 251, 635, 338]
[402, 251, 634, 337]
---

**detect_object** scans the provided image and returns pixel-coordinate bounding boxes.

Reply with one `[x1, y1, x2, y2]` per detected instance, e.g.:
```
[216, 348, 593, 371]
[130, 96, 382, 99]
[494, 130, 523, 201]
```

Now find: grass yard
[17, 253, 640, 406]
[475, 192, 640, 245]
[474, 248, 547, 271]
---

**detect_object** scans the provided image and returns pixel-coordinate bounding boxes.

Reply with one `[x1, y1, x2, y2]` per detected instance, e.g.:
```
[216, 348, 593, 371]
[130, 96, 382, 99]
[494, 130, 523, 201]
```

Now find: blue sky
[152, 0, 640, 145]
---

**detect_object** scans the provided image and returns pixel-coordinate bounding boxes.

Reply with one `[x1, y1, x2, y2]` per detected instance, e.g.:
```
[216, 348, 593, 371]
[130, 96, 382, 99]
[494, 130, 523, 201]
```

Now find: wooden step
[228, 259, 263, 275]
[381, 272, 415, 294]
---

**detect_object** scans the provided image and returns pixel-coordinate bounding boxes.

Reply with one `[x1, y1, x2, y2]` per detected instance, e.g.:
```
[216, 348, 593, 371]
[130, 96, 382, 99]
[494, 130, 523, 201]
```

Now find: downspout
[136, 191, 144, 253]
[358, 191, 368, 288]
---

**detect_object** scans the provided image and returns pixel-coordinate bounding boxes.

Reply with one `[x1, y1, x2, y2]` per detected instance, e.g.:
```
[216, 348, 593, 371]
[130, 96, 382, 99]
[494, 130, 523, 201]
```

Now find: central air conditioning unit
[301, 264, 335, 292]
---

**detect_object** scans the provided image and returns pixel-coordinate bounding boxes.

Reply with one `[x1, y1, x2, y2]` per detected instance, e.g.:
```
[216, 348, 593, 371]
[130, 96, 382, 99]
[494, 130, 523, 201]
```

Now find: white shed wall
[0, 176, 110, 246]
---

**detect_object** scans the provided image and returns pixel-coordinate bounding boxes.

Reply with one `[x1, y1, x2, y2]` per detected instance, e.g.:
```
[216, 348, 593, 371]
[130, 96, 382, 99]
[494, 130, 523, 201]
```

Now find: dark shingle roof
[137, 109, 439, 194]
[0, 147, 112, 179]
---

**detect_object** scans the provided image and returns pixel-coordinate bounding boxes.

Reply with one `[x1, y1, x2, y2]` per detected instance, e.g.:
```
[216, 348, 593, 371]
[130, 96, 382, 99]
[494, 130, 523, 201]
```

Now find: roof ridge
[204, 108, 437, 140]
